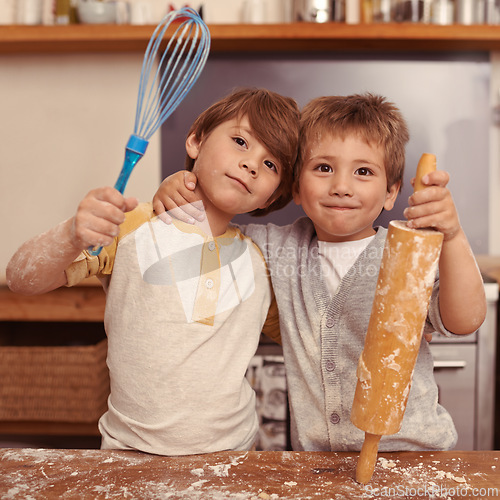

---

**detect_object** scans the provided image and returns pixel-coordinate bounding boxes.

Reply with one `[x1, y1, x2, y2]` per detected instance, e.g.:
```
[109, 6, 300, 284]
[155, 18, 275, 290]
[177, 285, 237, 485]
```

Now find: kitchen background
[0, 0, 499, 451]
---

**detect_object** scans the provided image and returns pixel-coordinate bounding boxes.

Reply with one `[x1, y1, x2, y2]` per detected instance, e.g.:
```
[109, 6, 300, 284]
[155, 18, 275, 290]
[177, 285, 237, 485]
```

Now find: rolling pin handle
[413, 153, 436, 193]
[355, 432, 382, 484]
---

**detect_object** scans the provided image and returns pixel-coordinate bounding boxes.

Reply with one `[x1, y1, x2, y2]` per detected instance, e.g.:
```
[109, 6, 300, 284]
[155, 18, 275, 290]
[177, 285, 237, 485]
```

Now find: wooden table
[0, 449, 498, 499]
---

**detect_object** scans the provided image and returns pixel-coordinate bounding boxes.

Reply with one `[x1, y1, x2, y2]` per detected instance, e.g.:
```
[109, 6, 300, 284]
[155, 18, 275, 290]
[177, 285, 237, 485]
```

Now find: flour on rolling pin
[375, 221, 443, 346]
[351, 153, 444, 484]
[352, 220, 443, 435]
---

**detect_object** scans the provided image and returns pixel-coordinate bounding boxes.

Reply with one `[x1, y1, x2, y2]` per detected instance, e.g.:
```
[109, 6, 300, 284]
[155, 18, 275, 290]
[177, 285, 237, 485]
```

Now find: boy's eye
[316, 164, 333, 173]
[264, 160, 278, 172]
[233, 137, 247, 147]
[355, 167, 373, 176]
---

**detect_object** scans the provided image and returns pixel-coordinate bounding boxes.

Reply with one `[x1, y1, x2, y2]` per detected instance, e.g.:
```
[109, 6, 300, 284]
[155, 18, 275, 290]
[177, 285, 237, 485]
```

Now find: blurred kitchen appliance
[247, 354, 289, 451]
[429, 277, 498, 450]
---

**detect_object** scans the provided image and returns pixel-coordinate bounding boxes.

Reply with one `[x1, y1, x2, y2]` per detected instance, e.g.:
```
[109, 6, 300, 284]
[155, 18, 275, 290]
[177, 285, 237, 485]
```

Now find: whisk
[89, 7, 210, 255]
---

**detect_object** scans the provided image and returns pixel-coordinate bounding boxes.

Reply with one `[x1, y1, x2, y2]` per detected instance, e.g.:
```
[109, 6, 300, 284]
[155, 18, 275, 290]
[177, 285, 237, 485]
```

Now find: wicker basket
[0, 338, 109, 423]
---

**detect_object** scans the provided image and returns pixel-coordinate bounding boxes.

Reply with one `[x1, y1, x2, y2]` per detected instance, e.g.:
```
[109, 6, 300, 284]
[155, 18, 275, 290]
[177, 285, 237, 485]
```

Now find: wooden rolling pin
[350, 153, 444, 484]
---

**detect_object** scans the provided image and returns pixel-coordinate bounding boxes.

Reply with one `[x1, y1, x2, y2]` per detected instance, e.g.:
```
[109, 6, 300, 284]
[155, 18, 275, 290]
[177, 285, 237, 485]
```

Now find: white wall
[490, 52, 500, 255]
[0, 53, 160, 283]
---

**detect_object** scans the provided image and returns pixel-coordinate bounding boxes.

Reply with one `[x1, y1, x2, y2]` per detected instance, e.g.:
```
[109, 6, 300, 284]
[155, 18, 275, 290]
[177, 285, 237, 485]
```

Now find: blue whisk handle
[88, 135, 149, 256]
[125, 134, 149, 156]
[114, 135, 149, 194]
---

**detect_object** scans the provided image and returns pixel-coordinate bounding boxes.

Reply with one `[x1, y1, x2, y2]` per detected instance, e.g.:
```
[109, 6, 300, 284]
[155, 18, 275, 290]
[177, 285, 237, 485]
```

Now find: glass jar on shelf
[431, 0, 454, 25]
[372, 0, 394, 22]
[393, 0, 432, 23]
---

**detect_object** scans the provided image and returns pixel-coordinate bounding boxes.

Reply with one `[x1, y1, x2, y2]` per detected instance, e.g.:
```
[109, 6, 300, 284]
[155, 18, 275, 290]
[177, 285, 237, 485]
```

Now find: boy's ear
[383, 181, 401, 211]
[185, 133, 201, 160]
[292, 181, 301, 206]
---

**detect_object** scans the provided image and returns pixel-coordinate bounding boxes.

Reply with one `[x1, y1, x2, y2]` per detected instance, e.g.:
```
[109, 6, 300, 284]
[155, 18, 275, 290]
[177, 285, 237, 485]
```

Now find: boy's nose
[329, 177, 353, 197]
[240, 161, 257, 176]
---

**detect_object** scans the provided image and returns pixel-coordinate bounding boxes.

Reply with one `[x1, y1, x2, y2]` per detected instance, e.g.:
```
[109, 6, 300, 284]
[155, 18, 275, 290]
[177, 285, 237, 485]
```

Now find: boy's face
[293, 133, 399, 242]
[186, 116, 282, 218]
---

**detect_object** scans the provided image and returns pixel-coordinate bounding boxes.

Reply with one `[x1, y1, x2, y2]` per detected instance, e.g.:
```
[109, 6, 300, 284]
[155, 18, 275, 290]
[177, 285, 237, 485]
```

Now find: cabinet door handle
[433, 360, 467, 369]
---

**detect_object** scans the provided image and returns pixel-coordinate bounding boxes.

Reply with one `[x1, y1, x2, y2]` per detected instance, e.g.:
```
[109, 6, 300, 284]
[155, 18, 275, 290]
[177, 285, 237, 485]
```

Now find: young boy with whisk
[152, 93, 486, 452]
[6, 88, 299, 455]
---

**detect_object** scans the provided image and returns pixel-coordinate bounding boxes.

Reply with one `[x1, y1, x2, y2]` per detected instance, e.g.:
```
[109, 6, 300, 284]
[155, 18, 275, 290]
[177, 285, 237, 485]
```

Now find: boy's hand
[404, 170, 461, 242]
[152, 171, 204, 224]
[71, 187, 138, 250]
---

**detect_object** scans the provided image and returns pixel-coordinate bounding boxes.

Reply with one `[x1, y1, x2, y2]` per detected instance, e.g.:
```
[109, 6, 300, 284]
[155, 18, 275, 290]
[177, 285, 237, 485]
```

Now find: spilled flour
[361, 454, 485, 500]
[0, 449, 496, 500]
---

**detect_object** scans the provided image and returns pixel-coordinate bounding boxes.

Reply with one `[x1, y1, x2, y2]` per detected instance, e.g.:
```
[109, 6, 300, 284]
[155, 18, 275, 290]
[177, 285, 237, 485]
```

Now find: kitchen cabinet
[1, 23, 500, 54]
[0, 283, 106, 438]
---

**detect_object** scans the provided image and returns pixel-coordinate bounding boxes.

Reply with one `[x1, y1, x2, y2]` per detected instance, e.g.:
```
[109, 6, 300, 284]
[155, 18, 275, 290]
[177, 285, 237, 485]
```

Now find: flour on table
[208, 464, 232, 477]
[378, 457, 396, 468]
[190, 468, 205, 477]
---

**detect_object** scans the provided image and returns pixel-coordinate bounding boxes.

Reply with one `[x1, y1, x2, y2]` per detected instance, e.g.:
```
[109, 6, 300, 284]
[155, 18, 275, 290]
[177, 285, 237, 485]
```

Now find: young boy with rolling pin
[6, 88, 300, 456]
[152, 93, 486, 457]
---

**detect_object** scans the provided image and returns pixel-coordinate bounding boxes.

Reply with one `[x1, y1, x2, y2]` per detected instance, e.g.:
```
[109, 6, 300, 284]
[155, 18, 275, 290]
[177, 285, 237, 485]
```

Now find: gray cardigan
[243, 217, 458, 452]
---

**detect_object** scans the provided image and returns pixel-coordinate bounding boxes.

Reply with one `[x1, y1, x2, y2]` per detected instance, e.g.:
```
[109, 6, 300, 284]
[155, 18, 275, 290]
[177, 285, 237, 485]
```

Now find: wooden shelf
[1, 23, 500, 54]
[0, 285, 105, 322]
[0, 420, 100, 436]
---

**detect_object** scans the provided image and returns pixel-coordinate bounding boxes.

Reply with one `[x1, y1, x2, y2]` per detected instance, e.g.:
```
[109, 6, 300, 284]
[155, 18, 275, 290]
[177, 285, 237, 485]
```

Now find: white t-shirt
[66, 204, 273, 456]
[318, 235, 375, 297]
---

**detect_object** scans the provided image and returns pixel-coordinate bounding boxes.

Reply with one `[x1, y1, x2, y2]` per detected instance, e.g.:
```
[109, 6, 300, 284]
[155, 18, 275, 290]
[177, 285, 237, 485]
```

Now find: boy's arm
[6, 187, 138, 295]
[152, 171, 204, 223]
[261, 291, 282, 345]
[404, 170, 486, 335]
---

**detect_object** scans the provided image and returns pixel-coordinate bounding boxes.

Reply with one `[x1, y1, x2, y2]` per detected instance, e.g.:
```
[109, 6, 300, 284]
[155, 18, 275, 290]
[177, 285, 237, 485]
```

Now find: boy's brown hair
[296, 93, 409, 192]
[185, 88, 300, 216]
